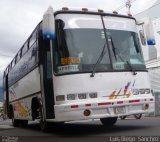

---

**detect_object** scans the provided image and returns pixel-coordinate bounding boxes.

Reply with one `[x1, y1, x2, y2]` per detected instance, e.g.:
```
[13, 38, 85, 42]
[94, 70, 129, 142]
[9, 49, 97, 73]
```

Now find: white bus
[3, 7, 154, 131]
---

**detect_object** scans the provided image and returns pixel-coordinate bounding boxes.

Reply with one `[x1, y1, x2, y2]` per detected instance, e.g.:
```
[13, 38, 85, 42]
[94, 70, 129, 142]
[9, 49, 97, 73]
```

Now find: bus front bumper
[54, 97, 154, 122]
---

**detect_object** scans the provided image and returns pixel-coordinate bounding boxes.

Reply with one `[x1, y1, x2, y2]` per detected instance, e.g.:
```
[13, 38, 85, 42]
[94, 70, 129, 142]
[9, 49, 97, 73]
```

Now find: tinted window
[11, 59, 15, 68]
[22, 42, 28, 56]
[29, 31, 37, 48]
[54, 21, 146, 75]
[16, 51, 21, 62]
[8, 41, 38, 86]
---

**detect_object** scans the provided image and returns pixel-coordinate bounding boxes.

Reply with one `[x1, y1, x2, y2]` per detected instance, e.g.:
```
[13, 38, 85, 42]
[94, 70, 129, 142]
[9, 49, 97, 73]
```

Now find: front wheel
[38, 106, 50, 132]
[100, 117, 118, 127]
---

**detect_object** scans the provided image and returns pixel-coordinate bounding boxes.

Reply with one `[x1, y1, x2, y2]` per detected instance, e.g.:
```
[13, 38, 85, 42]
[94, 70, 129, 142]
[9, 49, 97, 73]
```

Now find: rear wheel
[100, 117, 118, 127]
[20, 120, 28, 127]
[11, 110, 20, 127]
[11, 109, 28, 127]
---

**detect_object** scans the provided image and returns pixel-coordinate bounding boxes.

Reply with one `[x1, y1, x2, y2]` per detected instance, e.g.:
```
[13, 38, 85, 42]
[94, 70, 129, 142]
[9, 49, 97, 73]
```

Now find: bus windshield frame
[53, 13, 146, 75]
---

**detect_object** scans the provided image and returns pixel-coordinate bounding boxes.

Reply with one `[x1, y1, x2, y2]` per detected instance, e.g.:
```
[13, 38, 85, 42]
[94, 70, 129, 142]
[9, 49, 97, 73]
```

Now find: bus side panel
[11, 93, 41, 120]
[9, 67, 41, 120]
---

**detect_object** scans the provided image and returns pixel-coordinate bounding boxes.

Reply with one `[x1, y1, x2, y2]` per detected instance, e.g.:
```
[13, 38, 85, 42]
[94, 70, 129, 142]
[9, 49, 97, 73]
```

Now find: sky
[0, 0, 158, 87]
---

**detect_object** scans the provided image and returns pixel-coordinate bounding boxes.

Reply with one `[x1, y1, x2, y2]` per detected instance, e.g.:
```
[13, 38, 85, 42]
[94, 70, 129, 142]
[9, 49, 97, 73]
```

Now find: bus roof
[54, 8, 136, 21]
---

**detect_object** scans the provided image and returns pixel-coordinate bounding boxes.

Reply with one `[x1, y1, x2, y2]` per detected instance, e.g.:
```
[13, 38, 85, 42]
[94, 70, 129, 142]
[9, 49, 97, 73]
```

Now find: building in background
[135, 0, 160, 61]
[135, 0, 160, 116]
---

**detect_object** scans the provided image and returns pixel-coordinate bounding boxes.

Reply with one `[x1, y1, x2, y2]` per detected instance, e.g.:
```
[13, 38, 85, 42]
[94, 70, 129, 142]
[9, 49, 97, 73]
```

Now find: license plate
[114, 107, 125, 114]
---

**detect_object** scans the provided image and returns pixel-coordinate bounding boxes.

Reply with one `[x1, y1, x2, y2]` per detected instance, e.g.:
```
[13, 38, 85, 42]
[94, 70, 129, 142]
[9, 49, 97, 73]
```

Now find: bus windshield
[54, 18, 146, 75]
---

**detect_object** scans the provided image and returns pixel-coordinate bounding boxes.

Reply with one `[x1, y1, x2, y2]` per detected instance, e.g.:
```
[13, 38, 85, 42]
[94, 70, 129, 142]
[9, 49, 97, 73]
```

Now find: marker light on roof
[42, 6, 55, 40]
[82, 8, 88, 12]
[113, 11, 118, 14]
[128, 13, 132, 17]
[62, 7, 69, 11]
[98, 9, 104, 13]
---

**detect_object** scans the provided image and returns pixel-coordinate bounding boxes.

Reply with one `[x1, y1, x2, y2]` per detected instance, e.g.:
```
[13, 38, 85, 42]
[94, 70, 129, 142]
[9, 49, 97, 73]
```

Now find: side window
[22, 42, 28, 56]
[29, 31, 37, 48]
[7, 67, 9, 73]
[11, 59, 15, 68]
[139, 30, 146, 46]
[8, 65, 11, 72]
[16, 51, 21, 62]
[14, 56, 17, 64]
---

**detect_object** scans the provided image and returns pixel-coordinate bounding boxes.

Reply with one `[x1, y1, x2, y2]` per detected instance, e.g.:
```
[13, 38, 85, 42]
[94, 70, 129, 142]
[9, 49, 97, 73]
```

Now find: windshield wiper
[109, 36, 137, 76]
[109, 37, 117, 61]
[90, 43, 107, 77]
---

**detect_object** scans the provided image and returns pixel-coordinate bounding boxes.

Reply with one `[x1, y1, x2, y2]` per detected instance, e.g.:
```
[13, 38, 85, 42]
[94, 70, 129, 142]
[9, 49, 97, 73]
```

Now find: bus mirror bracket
[42, 6, 55, 40]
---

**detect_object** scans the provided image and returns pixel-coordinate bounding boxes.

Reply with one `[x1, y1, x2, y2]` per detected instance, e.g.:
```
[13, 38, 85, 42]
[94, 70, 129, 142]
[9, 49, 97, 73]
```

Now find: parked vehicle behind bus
[120, 114, 142, 120]
[3, 7, 154, 131]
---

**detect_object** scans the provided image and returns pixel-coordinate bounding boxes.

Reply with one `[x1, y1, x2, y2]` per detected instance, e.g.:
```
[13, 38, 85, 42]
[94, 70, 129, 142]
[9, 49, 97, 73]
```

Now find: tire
[38, 105, 49, 132]
[11, 110, 20, 127]
[20, 120, 28, 127]
[120, 116, 127, 120]
[100, 117, 118, 127]
[11, 108, 28, 127]
[40, 120, 50, 132]
[134, 114, 142, 119]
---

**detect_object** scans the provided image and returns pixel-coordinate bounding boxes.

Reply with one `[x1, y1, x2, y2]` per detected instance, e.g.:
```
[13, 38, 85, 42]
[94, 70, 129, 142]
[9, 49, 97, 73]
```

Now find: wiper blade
[90, 43, 107, 77]
[109, 37, 117, 61]
[118, 55, 137, 75]
[126, 61, 137, 75]
[109, 36, 137, 76]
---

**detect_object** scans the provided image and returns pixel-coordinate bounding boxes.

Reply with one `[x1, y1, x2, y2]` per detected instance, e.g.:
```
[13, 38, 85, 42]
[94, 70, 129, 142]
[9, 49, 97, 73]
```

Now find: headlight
[56, 95, 65, 101]
[67, 94, 76, 100]
[89, 92, 97, 98]
[78, 93, 87, 99]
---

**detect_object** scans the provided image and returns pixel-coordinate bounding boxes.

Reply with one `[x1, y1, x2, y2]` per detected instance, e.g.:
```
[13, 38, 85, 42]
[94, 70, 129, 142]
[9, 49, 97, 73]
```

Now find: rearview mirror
[42, 6, 55, 40]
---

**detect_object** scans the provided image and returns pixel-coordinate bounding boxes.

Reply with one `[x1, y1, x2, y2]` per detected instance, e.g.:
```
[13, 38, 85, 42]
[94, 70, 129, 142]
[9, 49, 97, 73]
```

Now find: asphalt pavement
[0, 116, 160, 142]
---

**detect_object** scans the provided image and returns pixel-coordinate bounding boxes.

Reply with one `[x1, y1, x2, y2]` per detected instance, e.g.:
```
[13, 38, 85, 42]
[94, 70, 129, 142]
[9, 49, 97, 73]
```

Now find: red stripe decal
[129, 100, 140, 103]
[85, 104, 91, 107]
[71, 105, 78, 108]
[117, 101, 123, 104]
[98, 102, 111, 106]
